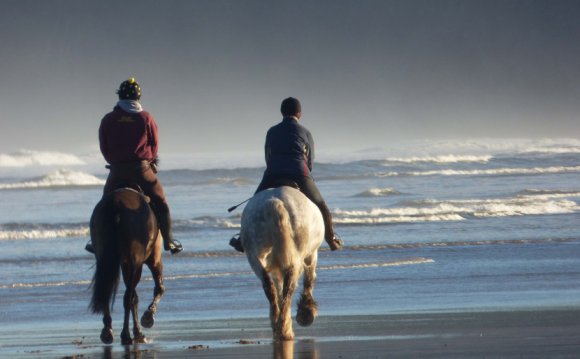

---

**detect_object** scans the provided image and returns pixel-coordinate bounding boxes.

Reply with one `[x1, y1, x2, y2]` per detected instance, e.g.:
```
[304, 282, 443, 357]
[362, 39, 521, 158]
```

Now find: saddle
[264, 178, 300, 191]
[113, 184, 151, 203]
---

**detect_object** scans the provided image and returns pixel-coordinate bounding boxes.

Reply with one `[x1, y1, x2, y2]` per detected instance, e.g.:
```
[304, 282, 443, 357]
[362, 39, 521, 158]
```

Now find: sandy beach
[2, 308, 578, 358]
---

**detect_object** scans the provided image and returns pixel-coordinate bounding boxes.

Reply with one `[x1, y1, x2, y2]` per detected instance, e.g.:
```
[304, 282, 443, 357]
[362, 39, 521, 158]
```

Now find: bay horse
[240, 186, 324, 341]
[89, 187, 164, 345]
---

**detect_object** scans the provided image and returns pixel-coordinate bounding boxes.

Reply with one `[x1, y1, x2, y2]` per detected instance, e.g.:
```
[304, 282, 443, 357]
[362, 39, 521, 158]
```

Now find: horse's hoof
[141, 310, 155, 328]
[100, 328, 114, 344]
[133, 334, 147, 344]
[275, 332, 295, 341]
[121, 331, 133, 346]
[296, 294, 318, 327]
[296, 308, 315, 327]
[121, 336, 133, 346]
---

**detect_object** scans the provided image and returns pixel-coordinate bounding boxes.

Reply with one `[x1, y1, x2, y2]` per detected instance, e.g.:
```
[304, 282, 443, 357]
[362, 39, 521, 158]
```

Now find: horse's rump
[240, 186, 324, 340]
[241, 186, 324, 274]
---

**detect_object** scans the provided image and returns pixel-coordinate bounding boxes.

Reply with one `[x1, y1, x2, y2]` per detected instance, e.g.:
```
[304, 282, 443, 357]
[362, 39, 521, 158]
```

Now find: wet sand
[4, 308, 580, 358]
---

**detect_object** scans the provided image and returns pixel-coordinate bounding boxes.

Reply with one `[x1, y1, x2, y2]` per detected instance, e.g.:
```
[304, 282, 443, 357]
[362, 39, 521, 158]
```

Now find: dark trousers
[255, 174, 335, 241]
[103, 161, 173, 243]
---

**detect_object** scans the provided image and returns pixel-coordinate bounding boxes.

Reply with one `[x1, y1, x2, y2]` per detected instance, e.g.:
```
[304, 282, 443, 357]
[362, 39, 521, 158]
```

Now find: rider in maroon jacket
[85, 78, 183, 254]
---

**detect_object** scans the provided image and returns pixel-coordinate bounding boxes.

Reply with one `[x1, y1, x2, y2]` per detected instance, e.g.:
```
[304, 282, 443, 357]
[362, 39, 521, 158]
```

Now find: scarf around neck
[117, 100, 143, 113]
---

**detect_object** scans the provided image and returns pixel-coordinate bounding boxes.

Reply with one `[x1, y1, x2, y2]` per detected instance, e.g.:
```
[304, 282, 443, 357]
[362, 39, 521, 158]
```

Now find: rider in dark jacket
[85, 78, 183, 254]
[230, 97, 342, 252]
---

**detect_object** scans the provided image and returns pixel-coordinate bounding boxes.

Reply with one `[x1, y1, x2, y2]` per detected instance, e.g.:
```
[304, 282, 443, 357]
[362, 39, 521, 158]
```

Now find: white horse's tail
[268, 198, 296, 270]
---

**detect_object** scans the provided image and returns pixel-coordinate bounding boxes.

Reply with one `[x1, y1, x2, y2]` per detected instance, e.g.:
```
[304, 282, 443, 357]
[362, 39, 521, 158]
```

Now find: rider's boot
[229, 233, 244, 252]
[85, 240, 95, 254]
[156, 206, 183, 254]
[320, 203, 343, 251]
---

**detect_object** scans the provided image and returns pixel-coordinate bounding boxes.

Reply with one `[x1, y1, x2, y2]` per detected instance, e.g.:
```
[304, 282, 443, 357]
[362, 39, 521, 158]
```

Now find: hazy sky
[1, 0, 579, 155]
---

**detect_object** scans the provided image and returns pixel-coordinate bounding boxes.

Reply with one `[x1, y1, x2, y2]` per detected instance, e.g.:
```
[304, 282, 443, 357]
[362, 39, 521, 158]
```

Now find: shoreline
[2, 308, 579, 358]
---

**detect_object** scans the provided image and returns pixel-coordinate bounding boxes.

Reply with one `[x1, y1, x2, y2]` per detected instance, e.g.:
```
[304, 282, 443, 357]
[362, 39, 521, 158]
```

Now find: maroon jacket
[99, 106, 158, 164]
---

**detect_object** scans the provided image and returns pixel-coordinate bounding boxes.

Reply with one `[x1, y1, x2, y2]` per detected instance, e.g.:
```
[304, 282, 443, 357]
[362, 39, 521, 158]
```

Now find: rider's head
[280, 97, 301, 118]
[117, 78, 141, 100]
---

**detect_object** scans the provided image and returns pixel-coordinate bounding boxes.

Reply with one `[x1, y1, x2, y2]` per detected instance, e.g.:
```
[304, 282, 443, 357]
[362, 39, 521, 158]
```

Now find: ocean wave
[353, 188, 402, 197]
[0, 224, 89, 240]
[516, 189, 580, 198]
[204, 177, 255, 186]
[0, 169, 104, 189]
[178, 216, 240, 230]
[378, 165, 580, 178]
[318, 257, 434, 270]
[334, 192, 580, 225]
[0, 150, 85, 167]
[384, 154, 492, 164]
[1, 216, 239, 241]
[345, 237, 578, 250]
[0, 258, 433, 289]
[0, 279, 92, 289]
[408, 138, 580, 156]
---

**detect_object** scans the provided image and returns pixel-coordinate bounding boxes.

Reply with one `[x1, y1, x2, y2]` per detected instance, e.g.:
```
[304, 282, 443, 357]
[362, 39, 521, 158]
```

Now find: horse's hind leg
[100, 308, 114, 344]
[120, 286, 133, 345]
[121, 266, 146, 345]
[130, 268, 146, 343]
[141, 258, 164, 329]
[277, 267, 299, 340]
[258, 268, 280, 338]
[296, 253, 319, 327]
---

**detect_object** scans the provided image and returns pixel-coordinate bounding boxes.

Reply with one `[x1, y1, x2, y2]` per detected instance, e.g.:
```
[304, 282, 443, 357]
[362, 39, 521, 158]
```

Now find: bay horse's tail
[89, 198, 121, 314]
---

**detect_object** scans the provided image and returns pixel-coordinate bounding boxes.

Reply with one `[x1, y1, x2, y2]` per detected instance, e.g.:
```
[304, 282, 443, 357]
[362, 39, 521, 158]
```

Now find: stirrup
[229, 234, 244, 253]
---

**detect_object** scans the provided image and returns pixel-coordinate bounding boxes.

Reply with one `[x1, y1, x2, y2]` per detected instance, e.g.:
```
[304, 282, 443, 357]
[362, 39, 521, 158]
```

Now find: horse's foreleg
[141, 260, 164, 329]
[277, 267, 298, 340]
[296, 254, 319, 327]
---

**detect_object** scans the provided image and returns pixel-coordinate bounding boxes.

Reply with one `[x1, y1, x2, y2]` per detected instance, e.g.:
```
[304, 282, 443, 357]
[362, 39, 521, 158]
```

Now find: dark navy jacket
[263, 117, 314, 178]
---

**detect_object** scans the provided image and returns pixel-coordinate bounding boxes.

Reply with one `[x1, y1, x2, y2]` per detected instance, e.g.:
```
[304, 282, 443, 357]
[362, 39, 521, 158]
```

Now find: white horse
[241, 186, 325, 341]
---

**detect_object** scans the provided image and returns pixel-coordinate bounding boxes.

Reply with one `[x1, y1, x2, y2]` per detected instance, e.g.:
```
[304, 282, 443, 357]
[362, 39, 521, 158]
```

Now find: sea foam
[0, 226, 89, 240]
[353, 188, 402, 197]
[378, 165, 580, 178]
[0, 169, 104, 189]
[334, 191, 580, 225]
[384, 154, 492, 164]
[0, 150, 85, 167]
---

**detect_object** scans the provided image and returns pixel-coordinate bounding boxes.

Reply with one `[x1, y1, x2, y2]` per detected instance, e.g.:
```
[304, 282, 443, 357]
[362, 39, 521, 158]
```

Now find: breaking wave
[0, 169, 104, 189]
[0, 150, 85, 167]
[335, 190, 580, 225]
[407, 138, 580, 156]
[378, 165, 580, 178]
[353, 188, 402, 197]
[0, 224, 89, 240]
[319, 257, 434, 270]
[384, 154, 492, 164]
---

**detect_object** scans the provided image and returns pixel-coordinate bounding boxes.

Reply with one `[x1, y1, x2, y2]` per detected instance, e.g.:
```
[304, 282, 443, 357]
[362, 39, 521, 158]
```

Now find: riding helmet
[117, 78, 141, 100]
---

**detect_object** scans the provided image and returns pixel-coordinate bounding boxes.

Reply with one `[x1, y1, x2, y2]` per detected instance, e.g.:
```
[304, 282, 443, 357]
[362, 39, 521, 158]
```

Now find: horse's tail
[269, 198, 296, 269]
[89, 199, 121, 314]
